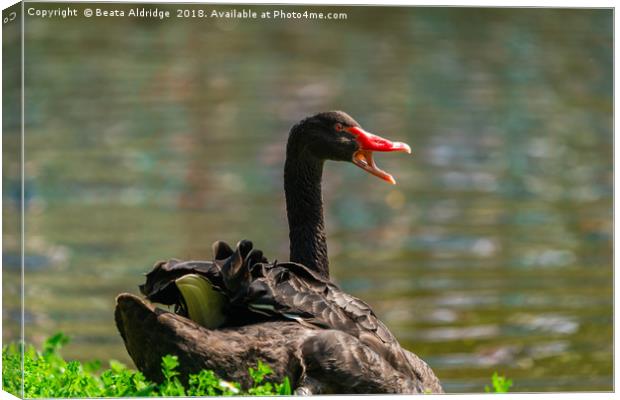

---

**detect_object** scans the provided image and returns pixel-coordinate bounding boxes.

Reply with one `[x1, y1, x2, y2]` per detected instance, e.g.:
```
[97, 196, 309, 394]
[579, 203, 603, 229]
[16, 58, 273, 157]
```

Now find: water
[3, 5, 612, 392]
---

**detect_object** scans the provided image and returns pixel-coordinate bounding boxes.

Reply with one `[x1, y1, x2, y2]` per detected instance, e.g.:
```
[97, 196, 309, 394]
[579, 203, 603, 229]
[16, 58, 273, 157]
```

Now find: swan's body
[116, 293, 440, 394]
[115, 111, 442, 394]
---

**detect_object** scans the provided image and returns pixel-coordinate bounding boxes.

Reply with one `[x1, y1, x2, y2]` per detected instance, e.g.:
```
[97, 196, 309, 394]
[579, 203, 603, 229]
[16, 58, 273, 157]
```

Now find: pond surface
[3, 5, 612, 393]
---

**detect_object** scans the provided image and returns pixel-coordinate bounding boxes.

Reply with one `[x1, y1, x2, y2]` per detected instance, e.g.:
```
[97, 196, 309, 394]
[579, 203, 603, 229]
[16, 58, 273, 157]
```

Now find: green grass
[3, 332, 513, 396]
[485, 371, 513, 393]
[2, 332, 292, 398]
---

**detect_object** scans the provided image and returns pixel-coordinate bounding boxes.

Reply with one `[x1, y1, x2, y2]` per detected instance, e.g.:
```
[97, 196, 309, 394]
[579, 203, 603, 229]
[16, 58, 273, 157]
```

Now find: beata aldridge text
[95, 8, 171, 19]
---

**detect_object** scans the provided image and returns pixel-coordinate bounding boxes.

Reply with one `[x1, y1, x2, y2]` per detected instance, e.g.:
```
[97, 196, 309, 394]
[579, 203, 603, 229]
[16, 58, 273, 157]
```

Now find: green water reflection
[3, 5, 612, 393]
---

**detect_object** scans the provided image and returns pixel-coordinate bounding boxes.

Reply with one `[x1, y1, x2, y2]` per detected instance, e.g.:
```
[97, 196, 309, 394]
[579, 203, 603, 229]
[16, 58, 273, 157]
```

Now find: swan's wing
[241, 262, 417, 378]
[245, 263, 395, 341]
[138, 240, 270, 326]
[136, 241, 419, 379]
[140, 259, 224, 305]
[139, 239, 248, 305]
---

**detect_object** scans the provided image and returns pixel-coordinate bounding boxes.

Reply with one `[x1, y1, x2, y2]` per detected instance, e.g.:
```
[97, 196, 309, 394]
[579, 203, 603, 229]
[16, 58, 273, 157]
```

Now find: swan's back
[241, 259, 418, 379]
[139, 240, 421, 380]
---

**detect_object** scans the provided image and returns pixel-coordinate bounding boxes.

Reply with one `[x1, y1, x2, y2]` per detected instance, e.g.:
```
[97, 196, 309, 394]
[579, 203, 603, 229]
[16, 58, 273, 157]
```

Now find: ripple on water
[508, 313, 579, 335]
[407, 324, 500, 342]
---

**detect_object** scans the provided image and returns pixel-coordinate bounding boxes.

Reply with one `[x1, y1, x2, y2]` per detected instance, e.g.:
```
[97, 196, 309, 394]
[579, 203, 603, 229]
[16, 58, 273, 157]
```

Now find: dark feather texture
[115, 293, 440, 394]
[243, 261, 421, 380]
[135, 240, 442, 391]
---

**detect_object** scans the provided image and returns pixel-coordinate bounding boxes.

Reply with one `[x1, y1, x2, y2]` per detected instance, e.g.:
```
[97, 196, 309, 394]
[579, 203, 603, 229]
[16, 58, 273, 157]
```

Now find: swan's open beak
[346, 126, 412, 185]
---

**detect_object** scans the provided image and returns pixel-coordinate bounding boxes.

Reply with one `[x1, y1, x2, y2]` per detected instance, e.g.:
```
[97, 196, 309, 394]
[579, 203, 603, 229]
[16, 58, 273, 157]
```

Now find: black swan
[115, 111, 443, 394]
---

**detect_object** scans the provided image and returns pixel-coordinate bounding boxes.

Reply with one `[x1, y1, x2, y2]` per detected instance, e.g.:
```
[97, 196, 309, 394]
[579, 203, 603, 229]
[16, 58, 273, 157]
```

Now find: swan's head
[290, 111, 412, 184]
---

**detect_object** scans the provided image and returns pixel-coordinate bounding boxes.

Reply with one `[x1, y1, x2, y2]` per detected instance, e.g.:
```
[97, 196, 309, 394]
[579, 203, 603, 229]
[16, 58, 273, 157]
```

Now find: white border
[0, 1, 615, 400]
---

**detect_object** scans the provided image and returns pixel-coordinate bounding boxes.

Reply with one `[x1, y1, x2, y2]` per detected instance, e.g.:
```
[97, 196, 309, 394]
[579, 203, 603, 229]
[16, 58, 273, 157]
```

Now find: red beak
[346, 126, 412, 184]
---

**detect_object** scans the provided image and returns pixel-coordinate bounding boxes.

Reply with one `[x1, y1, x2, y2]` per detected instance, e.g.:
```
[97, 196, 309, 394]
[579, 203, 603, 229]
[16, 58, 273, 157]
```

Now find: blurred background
[3, 5, 612, 393]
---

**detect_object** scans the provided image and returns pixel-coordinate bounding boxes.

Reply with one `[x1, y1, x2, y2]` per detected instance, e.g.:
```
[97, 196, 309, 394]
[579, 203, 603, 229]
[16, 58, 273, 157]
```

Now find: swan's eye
[334, 123, 344, 132]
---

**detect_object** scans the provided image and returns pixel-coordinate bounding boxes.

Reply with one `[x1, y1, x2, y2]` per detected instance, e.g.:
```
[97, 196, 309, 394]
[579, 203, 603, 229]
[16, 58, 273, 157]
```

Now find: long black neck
[284, 138, 329, 278]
